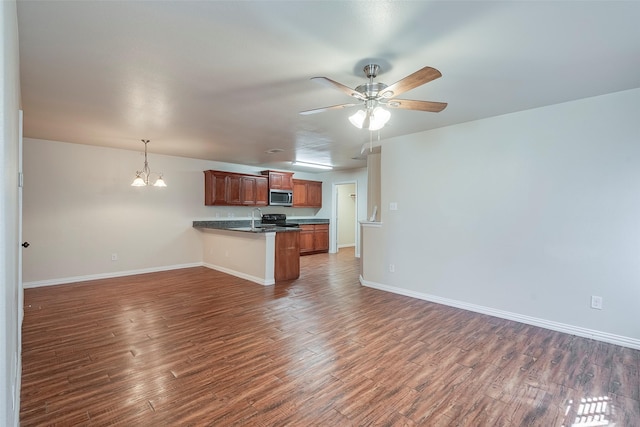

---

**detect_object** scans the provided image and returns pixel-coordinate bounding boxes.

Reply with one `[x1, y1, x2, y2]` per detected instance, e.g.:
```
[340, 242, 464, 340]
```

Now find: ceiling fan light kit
[301, 63, 447, 131]
[349, 107, 390, 131]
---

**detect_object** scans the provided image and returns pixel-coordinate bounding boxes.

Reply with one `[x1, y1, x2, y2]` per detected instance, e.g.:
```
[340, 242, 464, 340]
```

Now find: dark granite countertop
[193, 218, 329, 233]
[291, 218, 329, 225]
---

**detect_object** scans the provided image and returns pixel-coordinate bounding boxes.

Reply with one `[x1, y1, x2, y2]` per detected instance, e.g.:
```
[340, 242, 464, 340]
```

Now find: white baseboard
[203, 263, 274, 286]
[23, 263, 203, 288]
[359, 275, 640, 351]
[338, 243, 355, 249]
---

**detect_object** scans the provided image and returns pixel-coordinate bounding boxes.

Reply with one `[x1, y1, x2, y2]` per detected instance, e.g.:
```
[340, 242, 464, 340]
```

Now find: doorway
[332, 182, 358, 256]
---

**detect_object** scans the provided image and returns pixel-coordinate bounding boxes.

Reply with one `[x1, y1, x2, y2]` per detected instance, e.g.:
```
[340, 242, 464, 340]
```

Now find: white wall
[366, 88, 640, 347]
[201, 229, 275, 285]
[1, 1, 22, 424]
[22, 138, 330, 285]
[366, 152, 381, 221]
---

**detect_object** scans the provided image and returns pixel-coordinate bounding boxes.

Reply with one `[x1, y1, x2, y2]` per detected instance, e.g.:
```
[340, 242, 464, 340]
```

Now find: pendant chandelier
[131, 139, 167, 187]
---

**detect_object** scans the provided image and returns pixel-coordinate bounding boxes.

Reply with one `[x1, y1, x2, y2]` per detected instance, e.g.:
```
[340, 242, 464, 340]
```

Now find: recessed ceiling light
[265, 148, 284, 154]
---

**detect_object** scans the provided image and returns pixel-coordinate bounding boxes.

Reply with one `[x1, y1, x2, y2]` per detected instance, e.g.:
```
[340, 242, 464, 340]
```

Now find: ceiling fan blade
[379, 66, 442, 98]
[311, 77, 366, 100]
[299, 103, 357, 115]
[386, 99, 448, 113]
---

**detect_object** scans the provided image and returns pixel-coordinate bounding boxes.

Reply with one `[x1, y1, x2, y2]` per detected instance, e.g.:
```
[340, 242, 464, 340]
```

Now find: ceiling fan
[300, 64, 447, 131]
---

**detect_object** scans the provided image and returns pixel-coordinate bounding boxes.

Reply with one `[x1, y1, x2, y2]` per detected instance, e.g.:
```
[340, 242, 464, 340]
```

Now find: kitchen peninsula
[193, 218, 329, 285]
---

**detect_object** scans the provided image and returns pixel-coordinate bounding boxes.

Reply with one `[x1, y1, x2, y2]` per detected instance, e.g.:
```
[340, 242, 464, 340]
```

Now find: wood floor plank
[20, 248, 640, 425]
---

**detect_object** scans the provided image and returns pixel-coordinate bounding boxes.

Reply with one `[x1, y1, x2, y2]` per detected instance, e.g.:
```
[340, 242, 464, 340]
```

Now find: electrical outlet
[389, 264, 395, 273]
[389, 202, 398, 211]
[111, 253, 118, 261]
[591, 295, 603, 310]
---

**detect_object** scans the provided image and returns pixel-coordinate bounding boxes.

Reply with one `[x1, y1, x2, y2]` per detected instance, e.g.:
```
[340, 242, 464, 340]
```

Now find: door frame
[18, 109, 24, 348]
[330, 181, 359, 257]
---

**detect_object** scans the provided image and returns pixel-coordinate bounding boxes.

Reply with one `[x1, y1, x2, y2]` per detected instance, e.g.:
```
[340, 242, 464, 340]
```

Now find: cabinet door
[314, 224, 329, 251]
[204, 171, 228, 205]
[240, 176, 256, 205]
[225, 175, 242, 205]
[270, 173, 283, 189]
[293, 180, 307, 207]
[266, 171, 294, 190]
[307, 181, 322, 208]
[278, 172, 294, 190]
[240, 176, 268, 206]
[255, 176, 268, 206]
[275, 231, 300, 281]
[299, 225, 315, 254]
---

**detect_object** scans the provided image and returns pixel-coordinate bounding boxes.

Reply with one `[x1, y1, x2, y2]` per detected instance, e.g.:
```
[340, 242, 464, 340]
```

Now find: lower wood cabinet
[275, 231, 300, 281]
[299, 223, 329, 255]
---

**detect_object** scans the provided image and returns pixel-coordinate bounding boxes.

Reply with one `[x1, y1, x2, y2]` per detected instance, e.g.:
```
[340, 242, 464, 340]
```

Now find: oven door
[269, 189, 293, 206]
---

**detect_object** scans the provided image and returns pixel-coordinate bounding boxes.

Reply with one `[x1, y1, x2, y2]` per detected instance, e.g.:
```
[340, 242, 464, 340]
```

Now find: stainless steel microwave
[269, 189, 293, 206]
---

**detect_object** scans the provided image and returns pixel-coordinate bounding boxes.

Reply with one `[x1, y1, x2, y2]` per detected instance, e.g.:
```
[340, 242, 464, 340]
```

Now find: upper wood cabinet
[293, 179, 322, 208]
[240, 175, 268, 206]
[292, 180, 307, 206]
[205, 170, 321, 208]
[204, 170, 228, 205]
[254, 177, 269, 206]
[204, 170, 268, 206]
[224, 174, 242, 204]
[261, 170, 294, 191]
[307, 181, 322, 207]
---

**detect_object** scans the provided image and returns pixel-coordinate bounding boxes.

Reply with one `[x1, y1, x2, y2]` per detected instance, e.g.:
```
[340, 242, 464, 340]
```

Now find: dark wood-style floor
[21, 248, 639, 426]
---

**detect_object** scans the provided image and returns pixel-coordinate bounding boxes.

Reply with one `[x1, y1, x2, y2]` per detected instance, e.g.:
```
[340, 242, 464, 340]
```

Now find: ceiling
[16, 1, 640, 172]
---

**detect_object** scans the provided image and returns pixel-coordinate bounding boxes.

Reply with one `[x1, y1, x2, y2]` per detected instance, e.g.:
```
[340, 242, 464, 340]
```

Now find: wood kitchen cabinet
[275, 231, 300, 281]
[204, 170, 228, 205]
[204, 170, 268, 206]
[292, 179, 322, 208]
[313, 224, 329, 251]
[293, 180, 307, 206]
[224, 174, 242, 204]
[299, 223, 329, 255]
[240, 175, 268, 206]
[307, 181, 322, 207]
[299, 225, 314, 253]
[261, 170, 294, 190]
